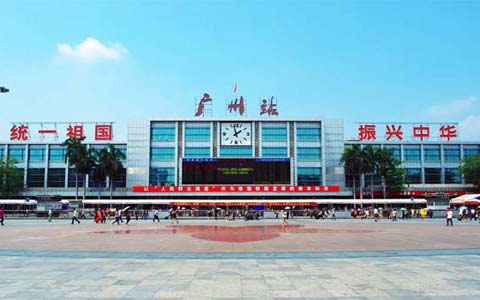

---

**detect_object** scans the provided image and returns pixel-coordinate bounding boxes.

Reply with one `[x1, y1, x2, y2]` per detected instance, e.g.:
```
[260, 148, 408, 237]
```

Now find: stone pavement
[0, 219, 479, 299]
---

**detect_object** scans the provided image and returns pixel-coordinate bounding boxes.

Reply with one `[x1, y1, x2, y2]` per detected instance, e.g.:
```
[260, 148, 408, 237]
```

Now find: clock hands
[233, 129, 243, 138]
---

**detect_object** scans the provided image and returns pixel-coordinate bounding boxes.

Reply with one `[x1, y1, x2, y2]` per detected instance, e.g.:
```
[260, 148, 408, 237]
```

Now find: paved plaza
[0, 218, 479, 299]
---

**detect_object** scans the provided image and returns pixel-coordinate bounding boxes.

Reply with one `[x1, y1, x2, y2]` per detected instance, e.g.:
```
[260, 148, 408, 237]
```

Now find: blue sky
[1, 1, 479, 141]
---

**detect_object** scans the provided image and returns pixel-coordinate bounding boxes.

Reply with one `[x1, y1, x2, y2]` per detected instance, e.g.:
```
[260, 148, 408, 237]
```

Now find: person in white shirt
[71, 209, 80, 225]
[48, 209, 53, 222]
[373, 208, 379, 222]
[446, 209, 454, 226]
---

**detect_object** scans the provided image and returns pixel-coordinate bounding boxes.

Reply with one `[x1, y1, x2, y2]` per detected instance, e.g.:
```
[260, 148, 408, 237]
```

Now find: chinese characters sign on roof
[195, 92, 279, 117]
[356, 122, 458, 142]
[9, 122, 114, 142]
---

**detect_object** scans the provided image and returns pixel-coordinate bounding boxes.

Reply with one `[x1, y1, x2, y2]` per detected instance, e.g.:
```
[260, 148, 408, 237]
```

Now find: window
[27, 168, 45, 187]
[112, 167, 127, 187]
[406, 168, 421, 184]
[68, 168, 85, 187]
[425, 168, 441, 184]
[297, 167, 322, 185]
[404, 146, 420, 162]
[29, 147, 46, 161]
[185, 127, 210, 142]
[184, 147, 210, 158]
[296, 127, 321, 142]
[444, 146, 460, 162]
[445, 168, 461, 184]
[49, 147, 66, 162]
[262, 127, 287, 142]
[423, 146, 440, 162]
[150, 167, 175, 186]
[0, 147, 5, 160]
[151, 147, 175, 161]
[88, 170, 106, 188]
[297, 147, 321, 161]
[463, 145, 480, 158]
[8, 147, 25, 161]
[151, 127, 175, 141]
[47, 168, 65, 187]
[262, 147, 287, 158]
[384, 145, 401, 160]
[219, 146, 252, 158]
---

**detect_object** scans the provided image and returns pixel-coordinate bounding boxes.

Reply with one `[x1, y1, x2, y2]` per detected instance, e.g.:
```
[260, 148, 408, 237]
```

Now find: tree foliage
[0, 159, 23, 197]
[461, 154, 480, 188]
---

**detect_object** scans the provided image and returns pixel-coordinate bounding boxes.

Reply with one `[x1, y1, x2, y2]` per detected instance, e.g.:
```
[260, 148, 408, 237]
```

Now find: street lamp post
[0, 87, 9, 93]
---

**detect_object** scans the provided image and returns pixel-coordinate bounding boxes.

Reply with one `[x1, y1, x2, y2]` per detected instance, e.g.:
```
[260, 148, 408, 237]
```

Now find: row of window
[151, 125, 321, 143]
[151, 146, 321, 160]
[382, 145, 480, 162]
[2, 146, 127, 162]
[20, 168, 127, 188]
[405, 168, 461, 184]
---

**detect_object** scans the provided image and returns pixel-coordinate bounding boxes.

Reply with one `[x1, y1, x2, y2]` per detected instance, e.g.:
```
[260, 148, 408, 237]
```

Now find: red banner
[132, 185, 340, 193]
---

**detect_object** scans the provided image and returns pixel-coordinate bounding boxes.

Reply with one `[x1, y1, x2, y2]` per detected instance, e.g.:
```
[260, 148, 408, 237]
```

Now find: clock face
[220, 123, 252, 146]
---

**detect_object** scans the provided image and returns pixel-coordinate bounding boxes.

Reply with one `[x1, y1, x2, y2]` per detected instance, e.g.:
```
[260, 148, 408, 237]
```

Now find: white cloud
[57, 37, 127, 62]
[425, 96, 477, 118]
[459, 115, 480, 140]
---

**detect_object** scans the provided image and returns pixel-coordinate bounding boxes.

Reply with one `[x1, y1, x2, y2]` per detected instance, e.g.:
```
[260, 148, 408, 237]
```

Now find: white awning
[450, 194, 480, 205]
[82, 199, 170, 205]
[316, 199, 427, 205]
[0, 199, 38, 205]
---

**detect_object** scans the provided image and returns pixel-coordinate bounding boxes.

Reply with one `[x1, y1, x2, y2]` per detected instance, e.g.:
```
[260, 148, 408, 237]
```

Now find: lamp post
[0, 87, 9, 93]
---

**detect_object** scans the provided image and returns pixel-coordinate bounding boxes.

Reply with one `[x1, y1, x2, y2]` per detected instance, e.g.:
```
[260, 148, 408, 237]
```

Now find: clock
[220, 122, 252, 146]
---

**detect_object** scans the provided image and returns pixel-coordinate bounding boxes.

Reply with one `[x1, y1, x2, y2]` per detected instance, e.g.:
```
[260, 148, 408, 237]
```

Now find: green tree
[361, 146, 377, 199]
[375, 148, 398, 198]
[461, 154, 480, 188]
[97, 144, 126, 199]
[62, 136, 85, 200]
[0, 159, 24, 197]
[385, 167, 406, 194]
[340, 145, 364, 199]
[77, 148, 96, 201]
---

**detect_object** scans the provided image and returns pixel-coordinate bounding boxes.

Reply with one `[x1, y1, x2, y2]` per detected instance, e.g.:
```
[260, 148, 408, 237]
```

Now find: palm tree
[62, 136, 86, 201]
[91, 155, 107, 199]
[340, 145, 364, 200]
[362, 146, 377, 199]
[375, 148, 398, 199]
[76, 147, 96, 201]
[97, 144, 126, 199]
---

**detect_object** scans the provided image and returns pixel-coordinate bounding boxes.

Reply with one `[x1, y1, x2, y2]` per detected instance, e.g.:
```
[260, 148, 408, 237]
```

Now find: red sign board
[357, 123, 458, 142]
[133, 185, 340, 193]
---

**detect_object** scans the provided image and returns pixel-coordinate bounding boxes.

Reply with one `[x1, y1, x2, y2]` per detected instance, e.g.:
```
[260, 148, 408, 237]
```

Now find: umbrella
[122, 206, 131, 212]
[458, 206, 467, 211]
[60, 200, 69, 204]
[285, 206, 291, 210]
[400, 207, 407, 211]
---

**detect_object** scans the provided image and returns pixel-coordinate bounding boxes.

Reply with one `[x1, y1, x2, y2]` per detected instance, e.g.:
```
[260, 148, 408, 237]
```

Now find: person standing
[153, 209, 160, 223]
[373, 207, 379, 223]
[71, 209, 80, 225]
[125, 210, 131, 225]
[330, 208, 336, 221]
[0, 206, 5, 226]
[282, 210, 288, 226]
[112, 210, 121, 226]
[48, 208, 53, 222]
[446, 208, 454, 226]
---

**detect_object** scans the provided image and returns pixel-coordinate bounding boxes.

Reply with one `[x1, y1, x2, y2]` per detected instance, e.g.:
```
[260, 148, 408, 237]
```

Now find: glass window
[184, 147, 210, 158]
[151, 147, 175, 161]
[297, 147, 321, 161]
[406, 168, 421, 184]
[404, 146, 420, 162]
[116, 146, 127, 160]
[425, 168, 441, 184]
[384, 145, 401, 160]
[89, 170, 107, 188]
[185, 127, 210, 142]
[262, 147, 287, 158]
[29, 147, 46, 161]
[150, 167, 175, 186]
[112, 167, 127, 188]
[297, 127, 321, 142]
[8, 147, 25, 161]
[297, 167, 322, 186]
[47, 168, 65, 187]
[49, 147, 66, 162]
[0, 147, 5, 160]
[463, 145, 480, 158]
[151, 127, 175, 141]
[68, 168, 85, 187]
[444, 146, 460, 162]
[220, 146, 252, 158]
[27, 168, 45, 187]
[262, 127, 287, 142]
[445, 168, 461, 184]
[423, 146, 440, 162]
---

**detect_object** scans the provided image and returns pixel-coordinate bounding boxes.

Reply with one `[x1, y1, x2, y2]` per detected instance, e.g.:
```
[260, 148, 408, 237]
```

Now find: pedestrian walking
[373, 207, 379, 223]
[153, 209, 160, 223]
[446, 208, 454, 226]
[0, 206, 5, 226]
[48, 208, 53, 222]
[71, 209, 80, 224]
[112, 210, 121, 225]
[125, 210, 131, 225]
[171, 208, 179, 224]
[282, 210, 288, 226]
